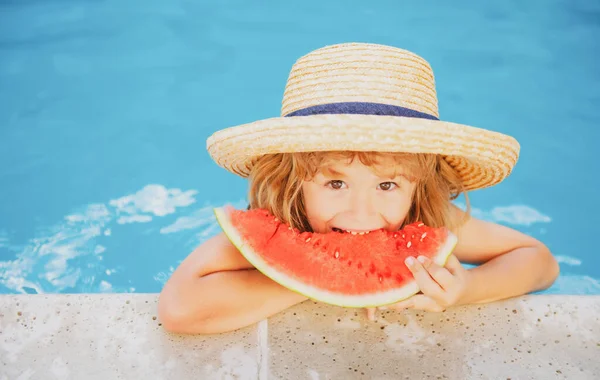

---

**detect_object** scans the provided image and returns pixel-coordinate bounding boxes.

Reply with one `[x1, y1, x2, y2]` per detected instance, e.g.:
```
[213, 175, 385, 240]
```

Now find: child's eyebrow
[321, 167, 346, 178]
[320, 167, 409, 180]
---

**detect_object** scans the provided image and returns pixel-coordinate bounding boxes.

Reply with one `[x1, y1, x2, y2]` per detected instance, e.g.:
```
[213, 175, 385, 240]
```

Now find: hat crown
[281, 43, 439, 118]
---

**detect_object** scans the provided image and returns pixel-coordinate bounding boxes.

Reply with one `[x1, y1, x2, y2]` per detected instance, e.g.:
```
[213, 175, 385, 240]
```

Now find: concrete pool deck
[0, 294, 598, 379]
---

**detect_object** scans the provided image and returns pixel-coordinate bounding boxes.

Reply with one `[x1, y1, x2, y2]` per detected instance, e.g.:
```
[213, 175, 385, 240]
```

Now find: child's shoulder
[450, 205, 546, 265]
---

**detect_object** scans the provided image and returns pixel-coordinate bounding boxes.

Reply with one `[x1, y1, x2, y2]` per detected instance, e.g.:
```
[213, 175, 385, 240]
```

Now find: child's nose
[348, 190, 376, 219]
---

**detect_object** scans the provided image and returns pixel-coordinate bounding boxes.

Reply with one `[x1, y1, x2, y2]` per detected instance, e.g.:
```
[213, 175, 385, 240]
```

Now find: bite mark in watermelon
[214, 206, 458, 308]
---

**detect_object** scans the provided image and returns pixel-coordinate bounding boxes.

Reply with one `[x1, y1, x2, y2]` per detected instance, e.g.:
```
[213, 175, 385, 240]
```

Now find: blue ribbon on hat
[284, 102, 439, 121]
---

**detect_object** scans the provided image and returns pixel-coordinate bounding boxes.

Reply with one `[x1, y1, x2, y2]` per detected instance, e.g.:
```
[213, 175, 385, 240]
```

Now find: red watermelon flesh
[214, 206, 457, 308]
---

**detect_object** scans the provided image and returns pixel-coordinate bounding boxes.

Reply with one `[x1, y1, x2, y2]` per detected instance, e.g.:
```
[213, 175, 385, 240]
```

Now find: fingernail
[417, 256, 427, 263]
[405, 257, 415, 266]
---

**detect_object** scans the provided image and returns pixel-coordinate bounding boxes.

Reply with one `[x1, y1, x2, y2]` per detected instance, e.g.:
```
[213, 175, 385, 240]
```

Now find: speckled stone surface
[1, 294, 599, 379]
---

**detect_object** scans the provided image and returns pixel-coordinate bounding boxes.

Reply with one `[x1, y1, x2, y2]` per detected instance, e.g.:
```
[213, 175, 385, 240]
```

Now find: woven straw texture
[206, 43, 520, 191]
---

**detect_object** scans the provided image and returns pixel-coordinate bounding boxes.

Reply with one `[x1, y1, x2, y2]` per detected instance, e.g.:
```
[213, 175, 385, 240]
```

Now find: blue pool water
[1, 0, 598, 295]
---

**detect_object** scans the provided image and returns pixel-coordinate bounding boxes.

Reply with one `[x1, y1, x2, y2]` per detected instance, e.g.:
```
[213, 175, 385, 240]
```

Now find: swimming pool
[1, 0, 598, 295]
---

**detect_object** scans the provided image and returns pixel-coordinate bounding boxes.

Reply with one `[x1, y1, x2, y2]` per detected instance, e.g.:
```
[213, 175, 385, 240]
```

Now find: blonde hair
[248, 151, 470, 232]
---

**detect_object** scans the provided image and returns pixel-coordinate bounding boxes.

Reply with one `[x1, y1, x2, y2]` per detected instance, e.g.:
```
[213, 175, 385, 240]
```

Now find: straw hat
[206, 43, 520, 191]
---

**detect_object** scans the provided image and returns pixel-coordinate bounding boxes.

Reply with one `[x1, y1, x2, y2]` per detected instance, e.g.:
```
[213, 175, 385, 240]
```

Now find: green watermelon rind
[214, 207, 458, 308]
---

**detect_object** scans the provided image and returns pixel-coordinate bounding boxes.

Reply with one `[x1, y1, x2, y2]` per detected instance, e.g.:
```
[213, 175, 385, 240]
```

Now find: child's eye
[378, 182, 398, 191]
[327, 180, 346, 190]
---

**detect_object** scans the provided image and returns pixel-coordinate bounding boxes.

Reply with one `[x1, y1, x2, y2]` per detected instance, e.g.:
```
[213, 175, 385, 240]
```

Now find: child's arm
[452, 205, 560, 305]
[157, 233, 308, 334]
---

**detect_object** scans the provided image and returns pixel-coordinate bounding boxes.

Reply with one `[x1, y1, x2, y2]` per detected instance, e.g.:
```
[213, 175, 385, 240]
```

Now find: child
[158, 43, 559, 334]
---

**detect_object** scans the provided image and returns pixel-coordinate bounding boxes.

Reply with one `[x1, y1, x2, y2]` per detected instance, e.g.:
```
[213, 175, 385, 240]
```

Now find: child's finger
[417, 255, 455, 290]
[366, 307, 376, 321]
[388, 297, 413, 310]
[405, 256, 445, 300]
[444, 254, 465, 275]
[388, 295, 445, 312]
[408, 295, 446, 312]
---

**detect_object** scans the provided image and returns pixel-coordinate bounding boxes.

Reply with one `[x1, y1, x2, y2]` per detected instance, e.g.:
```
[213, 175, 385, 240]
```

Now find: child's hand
[365, 254, 470, 320]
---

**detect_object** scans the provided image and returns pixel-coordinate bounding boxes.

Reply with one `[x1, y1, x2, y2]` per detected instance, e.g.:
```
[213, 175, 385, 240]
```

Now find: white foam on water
[0, 206, 108, 293]
[0, 256, 42, 294]
[195, 222, 222, 240]
[64, 204, 111, 224]
[116, 214, 152, 224]
[489, 205, 551, 226]
[99, 280, 113, 292]
[160, 205, 216, 234]
[542, 274, 600, 295]
[153, 266, 175, 285]
[0, 184, 203, 294]
[160, 199, 248, 235]
[0, 233, 9, 248]
[109, 184, 197, 224]
[555, 255, 582, 266]
[453, 202, 551, 226]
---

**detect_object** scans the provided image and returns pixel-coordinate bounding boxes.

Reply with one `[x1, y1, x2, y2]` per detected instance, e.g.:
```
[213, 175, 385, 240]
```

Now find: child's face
[301, 157, 416, 234]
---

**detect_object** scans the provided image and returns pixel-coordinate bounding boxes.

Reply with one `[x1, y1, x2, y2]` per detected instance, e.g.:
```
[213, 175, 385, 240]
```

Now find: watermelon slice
[214, 206, 457, 308]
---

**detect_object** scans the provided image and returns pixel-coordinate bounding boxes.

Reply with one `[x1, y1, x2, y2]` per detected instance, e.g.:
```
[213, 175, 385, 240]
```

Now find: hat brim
[206, 114, 520, 191]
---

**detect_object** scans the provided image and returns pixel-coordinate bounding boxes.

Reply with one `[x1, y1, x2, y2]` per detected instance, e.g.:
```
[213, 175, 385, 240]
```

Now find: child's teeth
[344, 230, 370, 235]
